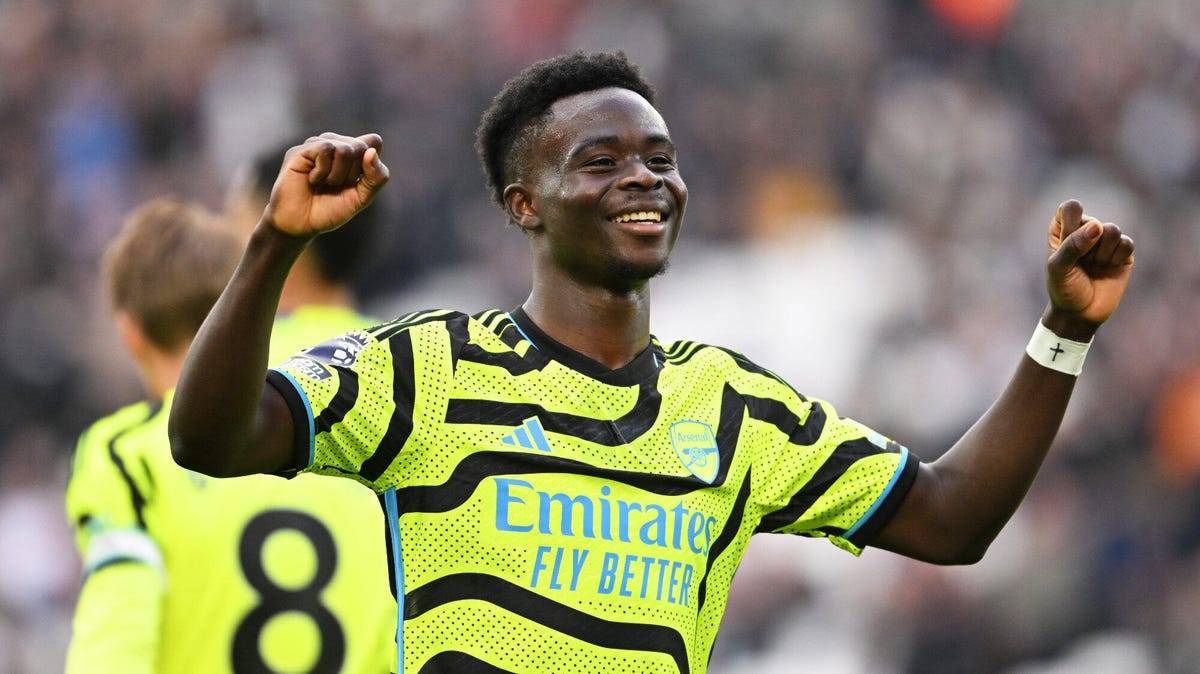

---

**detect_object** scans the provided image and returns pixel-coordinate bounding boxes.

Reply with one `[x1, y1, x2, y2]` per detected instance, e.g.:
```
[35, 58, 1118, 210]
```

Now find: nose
[619, 160, 663, 191]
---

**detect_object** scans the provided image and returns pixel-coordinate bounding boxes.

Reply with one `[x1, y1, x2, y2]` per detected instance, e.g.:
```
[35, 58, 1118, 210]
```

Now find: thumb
[358, 147, 390, 197]
[1048, 219, 1101, 272]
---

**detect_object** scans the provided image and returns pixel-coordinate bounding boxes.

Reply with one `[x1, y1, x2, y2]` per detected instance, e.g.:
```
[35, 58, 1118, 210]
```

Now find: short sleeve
[750, 396, 919, 555]
[268, 328, 411, 487]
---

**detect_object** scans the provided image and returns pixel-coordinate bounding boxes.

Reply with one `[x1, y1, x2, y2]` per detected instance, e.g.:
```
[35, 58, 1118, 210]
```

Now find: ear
[503, 183, 541, 233]
[115, 311, 150, 361]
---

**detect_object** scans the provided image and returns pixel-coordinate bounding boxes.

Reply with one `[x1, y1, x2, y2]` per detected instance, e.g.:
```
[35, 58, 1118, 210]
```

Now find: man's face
[518, 87, 688, 290]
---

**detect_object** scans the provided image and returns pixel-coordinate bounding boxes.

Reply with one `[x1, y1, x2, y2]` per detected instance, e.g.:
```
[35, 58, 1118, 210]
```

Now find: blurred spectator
[0, 428, 76, 673]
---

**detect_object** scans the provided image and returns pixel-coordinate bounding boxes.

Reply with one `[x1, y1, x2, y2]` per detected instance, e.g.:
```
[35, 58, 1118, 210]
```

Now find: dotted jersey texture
[272, 309, 916, 673]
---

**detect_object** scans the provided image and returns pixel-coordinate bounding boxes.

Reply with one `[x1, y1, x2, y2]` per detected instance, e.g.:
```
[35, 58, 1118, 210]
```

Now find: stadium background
[1, 0, 1198, 672]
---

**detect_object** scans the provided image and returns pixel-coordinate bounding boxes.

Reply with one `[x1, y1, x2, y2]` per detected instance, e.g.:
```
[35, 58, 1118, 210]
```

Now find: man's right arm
[169, 133, 389, 477]
[169, 225, 307, 476]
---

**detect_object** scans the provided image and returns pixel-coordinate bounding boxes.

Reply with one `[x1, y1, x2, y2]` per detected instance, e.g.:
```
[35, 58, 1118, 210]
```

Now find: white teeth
[613, 211, 663, 223]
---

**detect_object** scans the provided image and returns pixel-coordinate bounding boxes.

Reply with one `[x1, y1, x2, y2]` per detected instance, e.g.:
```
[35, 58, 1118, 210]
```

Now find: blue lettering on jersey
[669, 420, 719, 483]
[301, 331, 371, 368]
[493, 478, 716, 605]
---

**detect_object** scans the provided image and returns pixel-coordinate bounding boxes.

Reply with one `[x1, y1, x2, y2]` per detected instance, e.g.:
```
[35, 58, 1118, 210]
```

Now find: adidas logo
[501, 417, 552, 453]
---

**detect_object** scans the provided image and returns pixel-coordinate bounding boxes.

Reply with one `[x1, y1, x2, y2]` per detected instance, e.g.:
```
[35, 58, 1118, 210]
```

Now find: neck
[278, 253, 353, 313]
[139, 345, 188, 401]
[522, 278, 651, 370]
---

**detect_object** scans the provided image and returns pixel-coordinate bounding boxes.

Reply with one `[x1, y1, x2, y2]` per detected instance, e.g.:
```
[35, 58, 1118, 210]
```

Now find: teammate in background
[170, 51, 1135, 672]
[65, 197, 394, 674]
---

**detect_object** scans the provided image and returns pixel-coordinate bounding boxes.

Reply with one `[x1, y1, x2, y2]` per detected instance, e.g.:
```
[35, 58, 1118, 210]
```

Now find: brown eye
[585, 157, 616, 168]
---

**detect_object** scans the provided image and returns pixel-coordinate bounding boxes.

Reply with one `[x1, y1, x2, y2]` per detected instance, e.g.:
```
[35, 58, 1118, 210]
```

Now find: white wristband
[1025, 321, 1092, 376]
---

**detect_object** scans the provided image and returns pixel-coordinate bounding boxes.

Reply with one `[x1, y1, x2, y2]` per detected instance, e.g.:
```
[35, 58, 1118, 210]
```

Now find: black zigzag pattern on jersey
[444, 377, 663, 447]
[663, 342, 810, 411]
[445, 312, 472, 370]
[717, 346, 813, 400]
[366, 310, 420, 340]
[359, 330, 417, 482]
[370, 309, 463, 342]
[457, 342, 541, 376]
[406, 573, 690, 673]
[398, 385, 745, 514]
[474, 309, 510, 336]
[662, 340, 704, 365]
[394, 451, 711, 514]
[315, 311, 453, 460]
[755, 436, 886, 534]
[696, 464, 751, 612]
[308, 311, 453, 480]
[398, 383, 744, 513]
[314, 368, 358, 436]
[481, 310, 544, 352]
[419, 651, 511, 673]
[742, 394, 828, 447]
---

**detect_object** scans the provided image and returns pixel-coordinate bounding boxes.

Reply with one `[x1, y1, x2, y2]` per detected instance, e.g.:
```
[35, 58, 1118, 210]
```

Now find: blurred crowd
[2, 0, 1199, 672]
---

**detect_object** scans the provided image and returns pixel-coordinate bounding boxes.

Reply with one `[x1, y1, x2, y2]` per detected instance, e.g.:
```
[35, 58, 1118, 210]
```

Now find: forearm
[941, 316, 1086, 533]
[169, 223, 308, 476]
[877, 307, 1094, 563]
[947, 307, 1094, 502]
[874, 201, 1132, 564]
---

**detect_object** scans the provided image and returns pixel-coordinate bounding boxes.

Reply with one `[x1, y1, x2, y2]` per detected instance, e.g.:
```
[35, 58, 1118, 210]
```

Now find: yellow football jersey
[269, 308, 917, 672]
[65, 305, 393, 673]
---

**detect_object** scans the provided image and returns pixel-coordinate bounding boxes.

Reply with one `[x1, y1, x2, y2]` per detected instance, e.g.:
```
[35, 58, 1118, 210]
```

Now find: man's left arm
[64, 428, 165, 673]
[65, 563, 163, 674]
[871, 199, 1135, 564]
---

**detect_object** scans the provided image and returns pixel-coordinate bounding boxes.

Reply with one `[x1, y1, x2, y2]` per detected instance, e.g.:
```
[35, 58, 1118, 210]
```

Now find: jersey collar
[508, 307, 663, 385]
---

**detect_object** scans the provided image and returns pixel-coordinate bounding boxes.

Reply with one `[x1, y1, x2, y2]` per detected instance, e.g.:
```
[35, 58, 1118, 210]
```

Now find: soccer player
[169, 52, 1136, 673]
[65, 197, 395, 673]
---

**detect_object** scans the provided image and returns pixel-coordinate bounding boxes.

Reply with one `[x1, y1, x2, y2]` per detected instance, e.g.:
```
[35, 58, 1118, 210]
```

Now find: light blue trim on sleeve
[269, 367, 316, 467]
[843, 447, 910, 540]
[384, 488, 405, 674]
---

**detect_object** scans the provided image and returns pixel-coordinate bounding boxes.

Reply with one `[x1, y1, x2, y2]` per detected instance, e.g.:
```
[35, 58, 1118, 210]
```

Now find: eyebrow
[567, 133, 677, 160]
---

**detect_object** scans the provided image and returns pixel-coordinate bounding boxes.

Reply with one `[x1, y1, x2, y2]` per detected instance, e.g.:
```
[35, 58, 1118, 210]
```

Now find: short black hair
[475, 50, 657, 208]
[246, 143, 379, 285]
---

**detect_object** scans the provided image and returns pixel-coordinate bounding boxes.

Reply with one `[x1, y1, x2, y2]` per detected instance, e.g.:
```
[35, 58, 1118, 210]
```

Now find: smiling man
[170, 51, 1135, 673]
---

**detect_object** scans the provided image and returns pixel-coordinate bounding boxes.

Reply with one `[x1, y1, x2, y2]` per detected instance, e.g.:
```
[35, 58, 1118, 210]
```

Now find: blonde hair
[102, 196, 242, 351]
